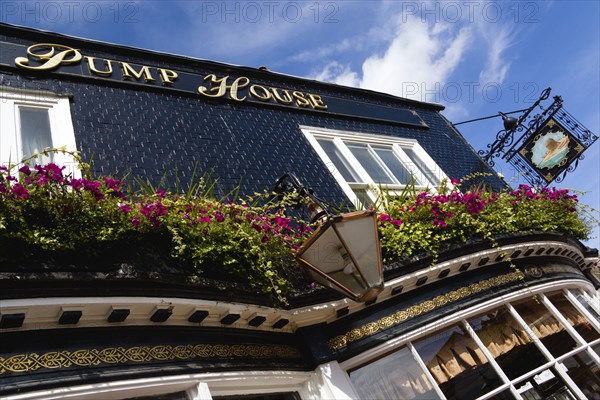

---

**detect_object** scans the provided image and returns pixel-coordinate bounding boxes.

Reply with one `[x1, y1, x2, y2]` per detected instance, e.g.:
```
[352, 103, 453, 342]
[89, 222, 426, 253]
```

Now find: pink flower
[18, 165, 31, 175]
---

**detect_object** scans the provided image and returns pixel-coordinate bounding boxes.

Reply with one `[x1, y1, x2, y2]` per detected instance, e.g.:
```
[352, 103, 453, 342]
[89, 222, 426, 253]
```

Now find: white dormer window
[0, 88, 78, 174]
[300, 126, 449, 206]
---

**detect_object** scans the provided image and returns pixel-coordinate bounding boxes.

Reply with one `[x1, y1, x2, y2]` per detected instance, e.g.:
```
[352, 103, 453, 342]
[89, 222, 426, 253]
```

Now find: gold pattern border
[328, 271, 524, 350]
[0, 344, 301, 375]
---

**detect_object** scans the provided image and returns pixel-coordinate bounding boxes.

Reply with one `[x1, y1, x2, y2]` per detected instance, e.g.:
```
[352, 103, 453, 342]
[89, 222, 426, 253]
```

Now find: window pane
[547, 293, 600, 343]
[349, 345, 441, 400]
[403, 147, 440, 186]
[413, 324, 503, 400]
[19, 107, 53, 164]
[468, 308, 547, 380]
[347, 143, 396, 184]
[352, 189, 373, 209]
[562, 350, 600, 399]
[572, 291, 600, 318]
[516, 368, 579, 400]
[371, 146, 413, 184]
[512, 298, 578, 358]
[316, 139, 361, 182]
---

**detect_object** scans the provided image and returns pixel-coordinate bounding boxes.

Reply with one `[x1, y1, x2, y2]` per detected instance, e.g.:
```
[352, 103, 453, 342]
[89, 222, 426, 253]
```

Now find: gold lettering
[270, 88, 293, 104]
[15, 43, 82, 71]
[85, 56, 113, 76]
[198, 74, 229, 98]
[249, 84, 272, 101]
[308, 94, 328, 110]
[158, 68, 178, 85]
[229, 77, 250, 101]
[120, 62, 156, 82]
[292, 91, 310, 108]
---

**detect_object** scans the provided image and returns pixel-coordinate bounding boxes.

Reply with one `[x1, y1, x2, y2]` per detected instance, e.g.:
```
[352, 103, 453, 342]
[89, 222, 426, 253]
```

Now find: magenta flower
[19, 165, 31, 175]
[103, 177, 123, 191]
[390, 219, 402, 228]
[118, 204, 132, 214]
[378, 213, 392, 222]
[11, 184, 29, 198]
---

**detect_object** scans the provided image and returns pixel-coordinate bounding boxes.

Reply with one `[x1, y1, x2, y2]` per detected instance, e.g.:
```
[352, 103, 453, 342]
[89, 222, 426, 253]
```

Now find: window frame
[0, 87, 78, 174]
[342, 282, 600, 400]
[300, 126, 449, 205]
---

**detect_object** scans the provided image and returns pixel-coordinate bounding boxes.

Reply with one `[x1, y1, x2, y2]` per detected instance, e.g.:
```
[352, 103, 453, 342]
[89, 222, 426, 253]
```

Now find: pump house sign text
[2, 42, 427, 128]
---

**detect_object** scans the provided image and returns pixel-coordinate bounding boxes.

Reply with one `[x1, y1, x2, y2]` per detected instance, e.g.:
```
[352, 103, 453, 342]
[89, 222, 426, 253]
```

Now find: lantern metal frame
[275, 173, 384, 302]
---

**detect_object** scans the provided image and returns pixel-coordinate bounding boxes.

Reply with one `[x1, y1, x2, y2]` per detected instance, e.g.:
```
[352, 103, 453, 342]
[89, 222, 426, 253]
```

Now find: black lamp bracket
[477, 87, 556, 167]
[274, 172, 334, 222]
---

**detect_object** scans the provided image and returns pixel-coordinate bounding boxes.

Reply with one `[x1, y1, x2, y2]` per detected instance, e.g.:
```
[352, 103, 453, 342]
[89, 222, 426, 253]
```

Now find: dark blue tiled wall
[1, 26, 505, 204]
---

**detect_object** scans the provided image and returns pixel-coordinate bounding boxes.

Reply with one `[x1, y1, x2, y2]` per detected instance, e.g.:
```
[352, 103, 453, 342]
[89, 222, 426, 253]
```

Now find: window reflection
[468, 309, 547, 380]
[572, 291, 600, 318]
[512, 298, 578, 358]
[413, 325, 503, 400]
[516, 368, 578, 400]
[348, 345, 440, 400]
[562, 351, 600, 399]
[548, 293, 600, 343]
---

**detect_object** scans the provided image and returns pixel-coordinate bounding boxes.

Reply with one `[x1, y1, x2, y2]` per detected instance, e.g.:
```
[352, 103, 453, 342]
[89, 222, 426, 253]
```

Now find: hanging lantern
[274, 173, 384, 302]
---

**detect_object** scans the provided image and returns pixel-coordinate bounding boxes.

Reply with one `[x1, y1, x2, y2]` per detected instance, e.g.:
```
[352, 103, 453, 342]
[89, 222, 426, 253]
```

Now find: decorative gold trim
[0, 344, 300, 375]
[328, 271, 524, 350]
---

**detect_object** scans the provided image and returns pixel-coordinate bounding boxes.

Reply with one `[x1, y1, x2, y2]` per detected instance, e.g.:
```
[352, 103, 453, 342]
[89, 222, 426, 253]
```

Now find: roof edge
[0, 22, 445, 111]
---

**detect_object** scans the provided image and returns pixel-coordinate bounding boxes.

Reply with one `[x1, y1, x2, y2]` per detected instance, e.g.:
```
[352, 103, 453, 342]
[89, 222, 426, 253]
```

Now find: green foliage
[376, 177, 594, 262]
[1, 151, 596, 305]
[0, 150, 310, 304]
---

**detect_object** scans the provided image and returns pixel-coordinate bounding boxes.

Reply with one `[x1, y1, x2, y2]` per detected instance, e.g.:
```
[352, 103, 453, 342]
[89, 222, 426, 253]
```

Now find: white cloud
[311, 61, 360, 87]
[476, 22, 514, 85]
[310, 16, 473, 103]
[360, 18, 472, 101]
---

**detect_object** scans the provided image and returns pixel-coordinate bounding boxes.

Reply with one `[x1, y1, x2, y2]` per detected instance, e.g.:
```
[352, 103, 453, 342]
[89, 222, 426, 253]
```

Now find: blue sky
[2, 0, 598, 246]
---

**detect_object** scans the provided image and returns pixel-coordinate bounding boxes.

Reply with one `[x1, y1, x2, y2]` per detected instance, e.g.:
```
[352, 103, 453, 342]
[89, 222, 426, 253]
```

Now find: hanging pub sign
[516, 114, 586, 184]
[490, 88, 598, 187]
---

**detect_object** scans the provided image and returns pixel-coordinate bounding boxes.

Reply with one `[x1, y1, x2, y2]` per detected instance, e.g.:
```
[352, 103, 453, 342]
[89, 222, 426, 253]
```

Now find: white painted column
[298, 361, 359, 400]
[187, 382, 212, 400]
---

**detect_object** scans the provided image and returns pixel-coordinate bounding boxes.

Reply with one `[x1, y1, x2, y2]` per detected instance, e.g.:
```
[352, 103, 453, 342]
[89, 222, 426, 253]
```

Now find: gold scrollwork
[0, 344, 300, 375]
[15, 43, 82, 71]
[328, 271, 524, 350]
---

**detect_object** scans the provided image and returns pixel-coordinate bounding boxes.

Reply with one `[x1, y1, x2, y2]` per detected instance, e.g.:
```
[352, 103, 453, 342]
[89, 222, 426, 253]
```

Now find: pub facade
[1, 23, 599, 400]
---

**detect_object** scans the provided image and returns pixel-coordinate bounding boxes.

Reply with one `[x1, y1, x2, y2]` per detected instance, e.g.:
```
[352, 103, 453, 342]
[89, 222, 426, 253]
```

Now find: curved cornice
[1, 233, 596, 334]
